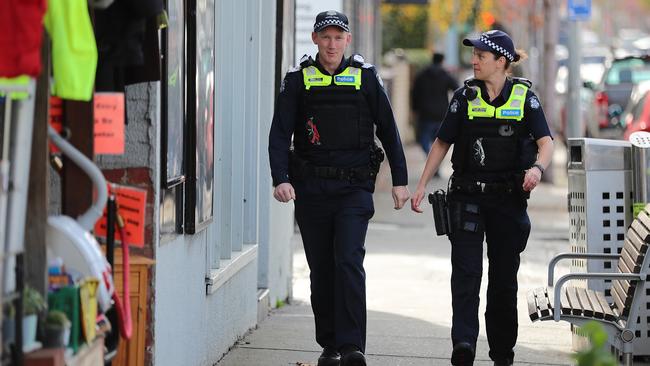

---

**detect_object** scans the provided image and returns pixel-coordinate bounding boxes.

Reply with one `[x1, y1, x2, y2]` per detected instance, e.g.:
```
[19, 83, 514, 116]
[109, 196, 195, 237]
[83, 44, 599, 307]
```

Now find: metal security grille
[567, 138, 639, 352]
[628, 132, 650, 351]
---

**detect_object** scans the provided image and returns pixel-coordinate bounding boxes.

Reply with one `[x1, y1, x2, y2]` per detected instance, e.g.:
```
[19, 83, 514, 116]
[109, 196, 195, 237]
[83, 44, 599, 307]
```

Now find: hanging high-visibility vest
[43, 0, 98, 101]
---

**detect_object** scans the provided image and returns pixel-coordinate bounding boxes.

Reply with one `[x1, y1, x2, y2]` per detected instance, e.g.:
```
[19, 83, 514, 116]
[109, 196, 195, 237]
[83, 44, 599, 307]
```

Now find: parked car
[555, 46, 610, 140]
[591, 55, 650, 133]
[622, 80, 650, 140]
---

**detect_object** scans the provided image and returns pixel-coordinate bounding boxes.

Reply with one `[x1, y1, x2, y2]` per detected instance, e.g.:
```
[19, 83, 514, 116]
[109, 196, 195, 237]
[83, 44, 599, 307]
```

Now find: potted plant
[22, 285, 46, 350]
[2, 303, 15, 346]
[43, 310, 70, 348]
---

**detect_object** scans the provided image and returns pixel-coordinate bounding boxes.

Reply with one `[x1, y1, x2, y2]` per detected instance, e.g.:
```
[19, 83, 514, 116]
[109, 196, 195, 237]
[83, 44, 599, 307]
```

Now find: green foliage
[45, 310, 70, 328]
[381, 5, 429, 54]
[23, 285, 46, 316]
[573, 322, 617, 366]
[275, 299, 285, 309]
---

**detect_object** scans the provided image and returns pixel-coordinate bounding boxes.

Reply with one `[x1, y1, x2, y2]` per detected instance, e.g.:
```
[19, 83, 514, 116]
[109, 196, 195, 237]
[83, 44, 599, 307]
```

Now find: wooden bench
[527, 204, 650, 366]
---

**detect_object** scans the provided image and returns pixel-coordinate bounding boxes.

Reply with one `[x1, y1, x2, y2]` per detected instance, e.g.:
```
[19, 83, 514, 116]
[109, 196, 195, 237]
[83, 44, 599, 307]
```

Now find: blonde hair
[507, 48, 528, 70]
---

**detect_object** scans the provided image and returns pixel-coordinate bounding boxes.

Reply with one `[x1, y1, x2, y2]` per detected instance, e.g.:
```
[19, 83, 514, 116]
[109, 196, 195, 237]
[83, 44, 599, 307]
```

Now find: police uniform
[268, 51, 408, 355]
[437, 76, 551, 364]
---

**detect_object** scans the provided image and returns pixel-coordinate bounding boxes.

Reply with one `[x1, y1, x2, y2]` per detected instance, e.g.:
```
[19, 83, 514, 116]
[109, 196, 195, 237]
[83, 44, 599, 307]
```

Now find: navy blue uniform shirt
[269, 55, 408, 187]
[437, 78, 552, 171]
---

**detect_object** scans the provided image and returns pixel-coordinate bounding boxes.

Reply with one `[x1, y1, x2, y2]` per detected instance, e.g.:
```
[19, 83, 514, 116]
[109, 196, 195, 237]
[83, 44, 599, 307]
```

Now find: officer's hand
[410, 186, 426, 213]
[392, 186, 410, 210]
[523, 167, 542, 192]
[273, 183, 296, 203]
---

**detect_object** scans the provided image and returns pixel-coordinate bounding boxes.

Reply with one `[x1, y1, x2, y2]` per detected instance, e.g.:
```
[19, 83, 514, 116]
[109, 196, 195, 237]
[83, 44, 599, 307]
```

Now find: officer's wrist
[531, 163, 545, 175]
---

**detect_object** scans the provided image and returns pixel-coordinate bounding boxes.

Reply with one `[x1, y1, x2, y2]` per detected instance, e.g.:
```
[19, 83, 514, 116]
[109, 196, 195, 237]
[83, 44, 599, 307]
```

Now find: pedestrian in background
[269, 10, 410, 366]
[411, 52, 459, 157]
[410, 30, 554, 366]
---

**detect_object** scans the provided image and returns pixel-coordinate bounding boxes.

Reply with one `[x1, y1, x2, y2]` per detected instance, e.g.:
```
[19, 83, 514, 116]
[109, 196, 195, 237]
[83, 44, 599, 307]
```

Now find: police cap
[313, 10, 350, 33]
[463, 30, 520, 62]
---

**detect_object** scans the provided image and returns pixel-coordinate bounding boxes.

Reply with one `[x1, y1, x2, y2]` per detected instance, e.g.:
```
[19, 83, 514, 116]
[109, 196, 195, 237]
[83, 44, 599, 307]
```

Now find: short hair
[432, 52, 444, 64]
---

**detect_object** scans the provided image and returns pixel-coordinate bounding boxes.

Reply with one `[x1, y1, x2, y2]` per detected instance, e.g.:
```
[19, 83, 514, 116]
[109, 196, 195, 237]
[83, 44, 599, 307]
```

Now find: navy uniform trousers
[448, 191, 531, 362]
[293, 177, 375, 353]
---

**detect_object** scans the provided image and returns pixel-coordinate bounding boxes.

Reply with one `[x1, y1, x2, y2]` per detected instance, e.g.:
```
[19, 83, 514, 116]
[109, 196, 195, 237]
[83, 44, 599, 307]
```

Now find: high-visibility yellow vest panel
[466, 84, 528, 121]
[43, 0, 98, 101]
[303, 66, 362, 90]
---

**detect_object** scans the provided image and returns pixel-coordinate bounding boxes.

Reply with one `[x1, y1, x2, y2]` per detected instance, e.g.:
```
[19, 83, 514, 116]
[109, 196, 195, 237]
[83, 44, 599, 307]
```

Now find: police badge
[529, 96, 540, 110]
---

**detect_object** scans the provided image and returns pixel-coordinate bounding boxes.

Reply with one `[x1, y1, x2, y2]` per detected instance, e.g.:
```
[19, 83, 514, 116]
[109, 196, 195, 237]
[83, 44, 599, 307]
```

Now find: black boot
[493, 360, 513, 366]
[318, 346, 340, 366]
[451, 342, 475, 366]
[340, 344, 366, 366]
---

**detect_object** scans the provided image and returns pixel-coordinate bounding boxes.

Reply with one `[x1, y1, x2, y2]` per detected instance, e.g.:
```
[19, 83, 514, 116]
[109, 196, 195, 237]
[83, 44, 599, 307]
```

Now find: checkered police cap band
[314, 19, 349, 32]
[479, 35, 514, 62]
[314, 10, 350, 32]
[463, 30, 520, 62]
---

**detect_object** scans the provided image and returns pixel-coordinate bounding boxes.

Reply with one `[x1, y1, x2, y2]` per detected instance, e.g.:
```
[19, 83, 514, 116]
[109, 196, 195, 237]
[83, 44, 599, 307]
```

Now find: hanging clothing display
[43, 0, 98, 101]
[0, 0, 47, 78]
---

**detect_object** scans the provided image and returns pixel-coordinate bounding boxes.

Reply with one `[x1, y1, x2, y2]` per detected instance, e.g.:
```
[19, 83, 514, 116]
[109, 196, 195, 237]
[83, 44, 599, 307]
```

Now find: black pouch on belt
[428, 189, 451, 236]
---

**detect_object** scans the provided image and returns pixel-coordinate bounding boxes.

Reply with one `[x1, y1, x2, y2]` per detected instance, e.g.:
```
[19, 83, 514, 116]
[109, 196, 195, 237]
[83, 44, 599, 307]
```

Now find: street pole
[567, 19, 582, 139]
[445, 0, 460, 68]
[542, 0, 559, 183]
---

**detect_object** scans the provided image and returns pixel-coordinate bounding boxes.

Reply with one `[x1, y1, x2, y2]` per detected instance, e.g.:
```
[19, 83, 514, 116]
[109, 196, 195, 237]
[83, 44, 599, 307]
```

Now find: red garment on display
[0, 0, 47, 77]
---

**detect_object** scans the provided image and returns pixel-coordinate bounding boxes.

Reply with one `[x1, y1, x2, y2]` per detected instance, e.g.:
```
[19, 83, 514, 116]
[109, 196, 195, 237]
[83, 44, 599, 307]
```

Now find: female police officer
[269, 10, 410, 366]
[411, 30, 554, 366]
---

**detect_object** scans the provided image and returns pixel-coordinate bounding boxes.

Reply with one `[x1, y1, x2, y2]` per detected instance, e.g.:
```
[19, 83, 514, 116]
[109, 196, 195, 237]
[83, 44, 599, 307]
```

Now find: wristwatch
[531, 163, 545, 175]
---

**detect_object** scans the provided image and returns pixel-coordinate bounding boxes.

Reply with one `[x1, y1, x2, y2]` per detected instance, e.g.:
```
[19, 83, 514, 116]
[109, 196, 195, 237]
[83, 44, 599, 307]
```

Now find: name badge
[500, 109, 521, 117]
[308, 77, 324, 82]
[335, 75, 355, 83]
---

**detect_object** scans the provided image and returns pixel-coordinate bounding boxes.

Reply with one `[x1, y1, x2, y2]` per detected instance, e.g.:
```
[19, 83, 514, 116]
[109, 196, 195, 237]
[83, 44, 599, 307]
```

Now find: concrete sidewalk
[217, 143, 575, 365]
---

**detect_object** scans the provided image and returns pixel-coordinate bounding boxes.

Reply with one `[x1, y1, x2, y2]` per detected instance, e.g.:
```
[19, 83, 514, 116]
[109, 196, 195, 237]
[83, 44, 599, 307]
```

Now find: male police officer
[269, 10, 410, 366]
[411, 30, 554, 366]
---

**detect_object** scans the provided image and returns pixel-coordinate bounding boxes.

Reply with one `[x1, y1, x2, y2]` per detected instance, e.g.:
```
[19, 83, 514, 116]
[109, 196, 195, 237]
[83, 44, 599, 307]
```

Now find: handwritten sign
[48, 96, 63, 153]
[94, 92, 125, 155]
[94, 184, 147, 247]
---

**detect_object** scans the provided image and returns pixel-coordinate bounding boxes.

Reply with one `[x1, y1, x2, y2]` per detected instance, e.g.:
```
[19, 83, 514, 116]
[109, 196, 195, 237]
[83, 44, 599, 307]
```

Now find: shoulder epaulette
[511, 77, 532, 88]
[350, 54, 365, 68]
[299, 54, 315, 68]
[287, 65, 301, 73]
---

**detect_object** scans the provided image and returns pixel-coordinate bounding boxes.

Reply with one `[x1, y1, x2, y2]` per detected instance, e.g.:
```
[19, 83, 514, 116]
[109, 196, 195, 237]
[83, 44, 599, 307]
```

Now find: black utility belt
[449, 177, 517, 194]
[296, 164, 377, 181]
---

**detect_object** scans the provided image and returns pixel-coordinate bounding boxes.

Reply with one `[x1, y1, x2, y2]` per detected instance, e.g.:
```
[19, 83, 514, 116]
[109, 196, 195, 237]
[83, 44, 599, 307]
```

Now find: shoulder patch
[362, 62, 374, 69]
[529, 96, 540, 109]
[287, 65, 301, 73]
[375, 70, 384, 88]
[279, 77, 288, 93]
[449, 99, 459, 113]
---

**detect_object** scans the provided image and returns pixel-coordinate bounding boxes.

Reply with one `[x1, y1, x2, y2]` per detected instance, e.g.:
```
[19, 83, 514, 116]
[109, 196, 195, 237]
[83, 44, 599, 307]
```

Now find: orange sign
[94, 92, 125, 155]
[48, 96, 63, 153]
[94, 184, 147, 247]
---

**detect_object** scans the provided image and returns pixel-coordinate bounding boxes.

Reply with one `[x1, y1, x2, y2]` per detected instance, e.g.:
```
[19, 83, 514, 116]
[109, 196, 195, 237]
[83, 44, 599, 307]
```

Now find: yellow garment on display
[302, 66, 362, 90]
[466, 83, 528, 121]
[43, 0, 97, 101]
